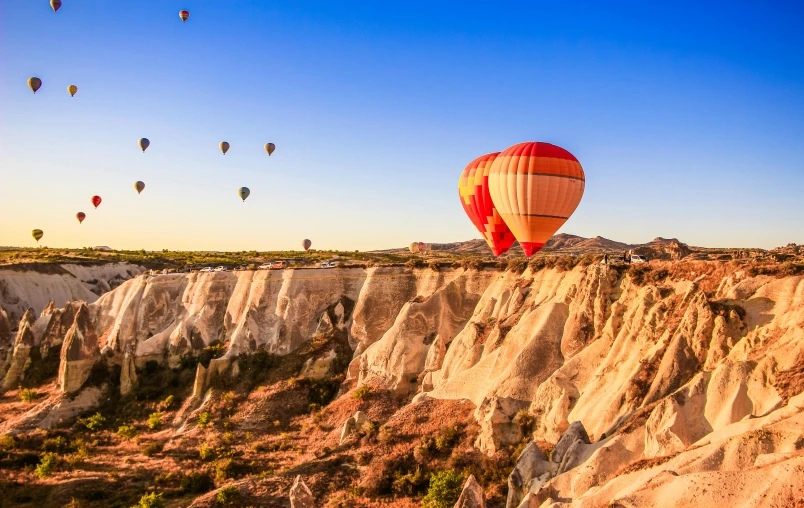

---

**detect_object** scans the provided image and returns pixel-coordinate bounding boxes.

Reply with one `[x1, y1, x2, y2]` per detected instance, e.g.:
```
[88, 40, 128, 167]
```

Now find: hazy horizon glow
[2, 1, 803, 251]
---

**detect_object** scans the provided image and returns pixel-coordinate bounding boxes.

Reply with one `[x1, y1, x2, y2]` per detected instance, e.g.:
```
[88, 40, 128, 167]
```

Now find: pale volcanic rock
[289, 475, 314, 508]
[1, 309, 37, 391]
[506, 442, 552, 508]
[454, 474, 485, 508]
[58, 303, 99, 393]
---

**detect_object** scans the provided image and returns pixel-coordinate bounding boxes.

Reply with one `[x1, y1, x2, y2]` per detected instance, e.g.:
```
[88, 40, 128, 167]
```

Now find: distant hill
[378, 234, 695, 260]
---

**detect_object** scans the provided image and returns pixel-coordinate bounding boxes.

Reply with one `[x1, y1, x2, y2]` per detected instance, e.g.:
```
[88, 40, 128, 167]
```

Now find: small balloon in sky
[32, 229, 44, 243]
[68, 84, 78, 97]
[179, 10, 190, 23]
[51, 0, 62, 13]
[302, 239, 312, 251]
[28, 77, 42, 94]
[138, 138, 150, 153]
[135, 181, 145, 194]
[76, 212, 86, 224]
[238, 187, 250, 202]
[91, 195, 102, 209]
[265, 143, 276, 156]
[220, 141, 230, 155]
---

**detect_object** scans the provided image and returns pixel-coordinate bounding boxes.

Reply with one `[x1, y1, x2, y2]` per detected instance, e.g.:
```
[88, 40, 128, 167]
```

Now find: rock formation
[289, 475, 314, 508]
[455, 474, 485, 508]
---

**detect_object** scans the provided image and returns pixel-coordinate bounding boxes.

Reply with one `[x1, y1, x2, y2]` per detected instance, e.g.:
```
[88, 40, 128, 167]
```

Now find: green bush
[0, 434, 18, 450]
[132, 492, 165, 508]
[216, 485, 240, 505]
[197, 412, 212, 428]
[41, 436, 69, 453]
[19, 388, 39, 403]
[353, 385, 372, 400]
[435, 423, 462, 451]
[147, 412, 163, 430]
[422, 469, 464, 508]
[199, 443, 215, 461]
[35, 452, 58, 478]
[513, 409, 535, 434]
[141, 442, 163, 457]
[158, 395, 175, 410]
[80, 412, 106, 432]
[215, 458, 235, 482]
[117, 425, 139, 441]
[180, 472, 214, 494]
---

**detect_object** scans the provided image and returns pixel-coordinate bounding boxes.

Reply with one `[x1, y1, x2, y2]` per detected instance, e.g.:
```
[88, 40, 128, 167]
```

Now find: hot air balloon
[32, 229, 44, 243]
[135, 181, 145, 194]
[28, 77, 42, 94]
[76, 212, 86, 224]
[91, 195, 102, 209]
[458, 152, 517, 257]
[179, 10, 190, 22]
[409, 242, 420, 254]
[302, 239, 312, 251]
[220, 142, 230, 155]
[264, 143, 276, 156]
[238, 187, 250, 202]
[68, 84, 77, 97]
[51, 0, 61, 12]
[138, 138, 150, 153]
[487, 142, 585, 257]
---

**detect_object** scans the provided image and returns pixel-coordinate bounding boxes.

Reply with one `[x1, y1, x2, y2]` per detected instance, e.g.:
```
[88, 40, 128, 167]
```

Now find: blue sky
[2, 1, 803, 251]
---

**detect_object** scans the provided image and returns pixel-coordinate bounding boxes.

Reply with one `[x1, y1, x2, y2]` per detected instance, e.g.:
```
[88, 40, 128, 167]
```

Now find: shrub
[132, 492, 165, 508]
[216, 485, 240, 505]
[180, 472, 214, 494]
[506, 258, 528, 273]
[35, 451, 58, 478]
[199, 443, 215, 461]
[81, 412, 106, 432]
[158, 395, 175, 410]
[41, 436, 69, 453]
[353, 385, 372, 400]
[513, 409, 535, 434]
[117, 425, 139, 441]
[0, 434, 18, 450]
[422, 470, 464, 508]
[141, 442, 163, 457]
[215, 458, 235, 482]
[435, 423, 462, 451]
[19, 388, 39, 403]
[147, 412, 163, 430]
[393, 466, 429, 496]
[197, 412, 212, 428]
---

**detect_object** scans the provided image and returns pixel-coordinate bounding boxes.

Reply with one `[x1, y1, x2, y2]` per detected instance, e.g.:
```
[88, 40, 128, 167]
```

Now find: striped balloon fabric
[487, 142, 585, 257]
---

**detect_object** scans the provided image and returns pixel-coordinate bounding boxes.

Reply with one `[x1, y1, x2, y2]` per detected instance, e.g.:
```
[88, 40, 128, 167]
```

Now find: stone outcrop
[340, 410, 370, 444]
[506, 442, 552, 508]
[1, 309, 37, 391]
[58, 304, 99, 393]
[289, 475, 314, 508]
[454, 474, 485, 508]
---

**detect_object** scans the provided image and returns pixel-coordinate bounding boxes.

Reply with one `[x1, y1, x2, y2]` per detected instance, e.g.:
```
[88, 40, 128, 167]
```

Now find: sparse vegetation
[180, 472, 214, 494]
[422, 469, 464, 508]
[199, 443, 215, 461]
[141, 441, 163, 457]
[35, 451, 58, 478]
[80, 412, 106, 431]
[216, 485, 240, 505]
[353, 385, 373, 400]
[19, 388, 39, 403]
[132, 492, 165, 508]
[197, 411, 212, 428]
[147, 412, 163, 430]
[117, 425, 139, 440]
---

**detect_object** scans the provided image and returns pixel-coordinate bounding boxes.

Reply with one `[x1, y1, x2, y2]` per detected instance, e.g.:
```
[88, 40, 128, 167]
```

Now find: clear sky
[2, 1, 803, 251]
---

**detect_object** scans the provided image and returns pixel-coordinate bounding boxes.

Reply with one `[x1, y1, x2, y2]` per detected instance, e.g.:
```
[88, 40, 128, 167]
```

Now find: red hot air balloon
[458, 152, 517, 257]
[91, 196, 102, 209]
[179, 10, 190, 22]
[487, 142, 585, 257]
[76, 212, 86, 224]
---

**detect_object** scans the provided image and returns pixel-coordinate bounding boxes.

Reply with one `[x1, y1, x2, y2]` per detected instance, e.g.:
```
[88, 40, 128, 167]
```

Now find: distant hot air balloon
[28, 77, 42, 94]
[68, 84, 77, 97]
[179, 10, 190, 22]
[409, 242, 420, 254]
[138, 138, 150, 153]
[238, 187, 250, 202]
[458, 152, 517, 257]
[32, 229, 44, 243]
[487, 142, 585, 257]
[91, 195, 102, 209]
[264, 143, 276, 156]
[220, 141, 230, 155]
[135, 181, 145, 194]
[76, 212, 86, 224]
[302, 239, 312, 251]
[51, 0, 61, 12]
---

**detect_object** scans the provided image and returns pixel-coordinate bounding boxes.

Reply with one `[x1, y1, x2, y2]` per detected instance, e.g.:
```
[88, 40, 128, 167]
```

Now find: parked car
[258, 263, 272, 270]
[271, 261, 288, 269]
[631, 255, 650, 263]
[214, 266, 227, 272]
[200, 267, 214, 273]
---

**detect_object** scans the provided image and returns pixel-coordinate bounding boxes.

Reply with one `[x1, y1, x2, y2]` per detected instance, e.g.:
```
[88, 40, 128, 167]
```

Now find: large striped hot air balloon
[91, 195, 102, 209]
[302, 239, 312, 251]
[458, 152, 517, 257]
[487, 142, 585, 257]
[32, 229, 44, 243]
